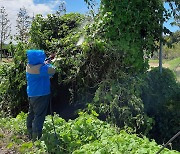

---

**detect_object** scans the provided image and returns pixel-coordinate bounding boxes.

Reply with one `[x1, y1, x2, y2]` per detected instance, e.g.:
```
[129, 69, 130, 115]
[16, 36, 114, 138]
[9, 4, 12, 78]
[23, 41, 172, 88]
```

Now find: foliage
[0, 1, 179, 152]
[0, 112, 27, 134]
[0, 13, 86, 116]
[27, 2, 180, 129]
[0, 6, 11, 60]
[159, 31, 180, 59]
[167, 31, 180, 45]
[73, 131, 177, 154]
[92, 71, 153, 135]
[85, 0, 165, 73]
[163, 42, 180, 59]
[142, 67, 180, 151]
[0, 111, 179, 154]
[0, 42, 28, 116]
[151, 31, 180, 60]
[16, 7, 31, 43]
[166, 1, 180, 28]
[29, 13, 87, 103]
[42, 111, 117, 153]
[30, 13, 84, 53]
[73, 39, 112, 102]
[0, 112, 44, 153]
[84, 0, 180, 72]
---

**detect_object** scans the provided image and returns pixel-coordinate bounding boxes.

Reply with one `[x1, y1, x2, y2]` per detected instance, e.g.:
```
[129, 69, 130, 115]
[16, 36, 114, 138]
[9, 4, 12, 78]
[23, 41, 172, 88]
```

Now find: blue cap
[27, 50, 46, 65]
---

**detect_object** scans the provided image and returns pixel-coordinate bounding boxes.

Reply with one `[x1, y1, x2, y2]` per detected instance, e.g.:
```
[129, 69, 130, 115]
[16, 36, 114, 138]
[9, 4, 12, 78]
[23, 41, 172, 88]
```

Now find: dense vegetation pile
[0, 0, 180, 152]
[0, 112, 179, 154]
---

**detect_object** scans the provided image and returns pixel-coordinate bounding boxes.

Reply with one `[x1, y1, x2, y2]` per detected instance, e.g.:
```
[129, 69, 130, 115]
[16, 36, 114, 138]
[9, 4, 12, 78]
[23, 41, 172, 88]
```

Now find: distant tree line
[0, 1, 67, 60]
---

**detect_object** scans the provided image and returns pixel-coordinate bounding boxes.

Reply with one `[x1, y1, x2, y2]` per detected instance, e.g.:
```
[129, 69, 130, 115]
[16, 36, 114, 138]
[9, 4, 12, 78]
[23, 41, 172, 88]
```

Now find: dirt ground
[149, 62, 170, 68]
[0, 58, 13, 63]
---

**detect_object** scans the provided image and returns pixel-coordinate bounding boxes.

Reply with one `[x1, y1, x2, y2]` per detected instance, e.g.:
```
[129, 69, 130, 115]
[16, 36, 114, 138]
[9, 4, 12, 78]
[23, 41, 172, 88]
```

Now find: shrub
[92, 71, 153, 135]
[0, 42, 28, 116]
[142, 67, 180, 151]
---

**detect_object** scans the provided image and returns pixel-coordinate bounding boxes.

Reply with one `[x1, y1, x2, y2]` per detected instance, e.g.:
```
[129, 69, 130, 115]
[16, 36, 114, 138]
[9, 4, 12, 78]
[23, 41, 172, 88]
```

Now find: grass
[167, 58, 180, 82]
[149, 59, 159, 63]
[166, 57, 180, 70]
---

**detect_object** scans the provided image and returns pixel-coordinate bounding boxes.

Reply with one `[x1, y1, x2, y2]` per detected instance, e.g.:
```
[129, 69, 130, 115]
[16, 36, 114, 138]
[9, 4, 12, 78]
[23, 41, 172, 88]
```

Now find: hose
[49, 96, 68, 152]
[49, 96, 59, 143]
[156, 130, 180, 154]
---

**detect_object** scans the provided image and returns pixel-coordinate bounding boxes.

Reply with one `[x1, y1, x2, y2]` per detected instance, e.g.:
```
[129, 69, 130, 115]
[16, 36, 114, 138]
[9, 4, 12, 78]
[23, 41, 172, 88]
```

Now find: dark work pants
[26, 94, 50, 140]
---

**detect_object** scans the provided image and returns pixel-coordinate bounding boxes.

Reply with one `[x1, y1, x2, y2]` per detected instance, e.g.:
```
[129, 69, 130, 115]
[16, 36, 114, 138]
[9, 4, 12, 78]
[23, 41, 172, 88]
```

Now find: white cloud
[0, 0, 61, 42]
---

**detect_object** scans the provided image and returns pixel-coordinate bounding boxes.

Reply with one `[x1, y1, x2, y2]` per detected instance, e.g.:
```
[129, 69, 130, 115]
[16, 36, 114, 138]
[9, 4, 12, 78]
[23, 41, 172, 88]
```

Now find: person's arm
[41, 53, 56, 76]
[40, 64, 55, 76]
[47, 64, 55, 75]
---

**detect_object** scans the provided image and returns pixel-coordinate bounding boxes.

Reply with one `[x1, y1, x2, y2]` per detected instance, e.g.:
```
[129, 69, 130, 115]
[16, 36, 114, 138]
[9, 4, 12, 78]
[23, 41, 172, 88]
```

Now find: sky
[0, 0, 179, 41]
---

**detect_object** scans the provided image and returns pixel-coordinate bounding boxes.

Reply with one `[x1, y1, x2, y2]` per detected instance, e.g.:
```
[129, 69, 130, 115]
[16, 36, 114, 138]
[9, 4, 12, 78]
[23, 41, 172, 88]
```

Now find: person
[26, 49, 55, 140]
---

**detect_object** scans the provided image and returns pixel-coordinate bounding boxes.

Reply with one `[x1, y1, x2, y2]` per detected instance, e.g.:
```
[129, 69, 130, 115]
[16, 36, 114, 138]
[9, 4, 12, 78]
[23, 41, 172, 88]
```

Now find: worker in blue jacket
[26, 49, 55, 140]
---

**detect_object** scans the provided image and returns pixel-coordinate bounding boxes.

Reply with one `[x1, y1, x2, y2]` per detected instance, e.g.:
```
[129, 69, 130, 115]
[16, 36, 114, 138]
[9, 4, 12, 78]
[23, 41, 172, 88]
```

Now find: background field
[149, 57, 180, 82]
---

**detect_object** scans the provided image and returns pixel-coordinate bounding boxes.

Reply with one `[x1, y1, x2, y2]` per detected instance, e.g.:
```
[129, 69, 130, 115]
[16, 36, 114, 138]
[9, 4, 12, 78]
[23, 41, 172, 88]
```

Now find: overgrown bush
[91, 70, 153, 135]
[0, 13, 86, 116]
[142, 67, 180, 151]
[0, 42, 28, 116]
[29, 13, 88, 111]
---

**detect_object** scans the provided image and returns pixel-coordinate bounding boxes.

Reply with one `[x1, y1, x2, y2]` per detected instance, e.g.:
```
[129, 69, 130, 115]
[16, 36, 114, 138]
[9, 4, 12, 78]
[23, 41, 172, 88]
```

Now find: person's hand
[45, 53, 56, 64]
[49, 53, 56, 60]
[44, 60, 50, 64]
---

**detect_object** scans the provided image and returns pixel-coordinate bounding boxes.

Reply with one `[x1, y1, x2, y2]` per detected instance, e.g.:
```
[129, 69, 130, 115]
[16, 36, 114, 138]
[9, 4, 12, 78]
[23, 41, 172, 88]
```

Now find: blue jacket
[26, 50, 55, 97]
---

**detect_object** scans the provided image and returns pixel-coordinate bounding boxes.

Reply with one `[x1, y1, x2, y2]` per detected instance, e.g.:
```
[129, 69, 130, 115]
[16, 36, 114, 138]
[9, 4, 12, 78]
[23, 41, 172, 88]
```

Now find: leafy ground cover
[0, 112, 179, 154]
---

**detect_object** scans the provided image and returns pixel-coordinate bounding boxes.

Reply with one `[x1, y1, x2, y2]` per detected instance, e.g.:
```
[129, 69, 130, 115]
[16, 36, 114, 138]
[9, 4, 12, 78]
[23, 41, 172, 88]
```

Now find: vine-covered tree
[16, 7, 31, 43]
[0, 6, 11, 60]
[84, 0, 179, 72]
